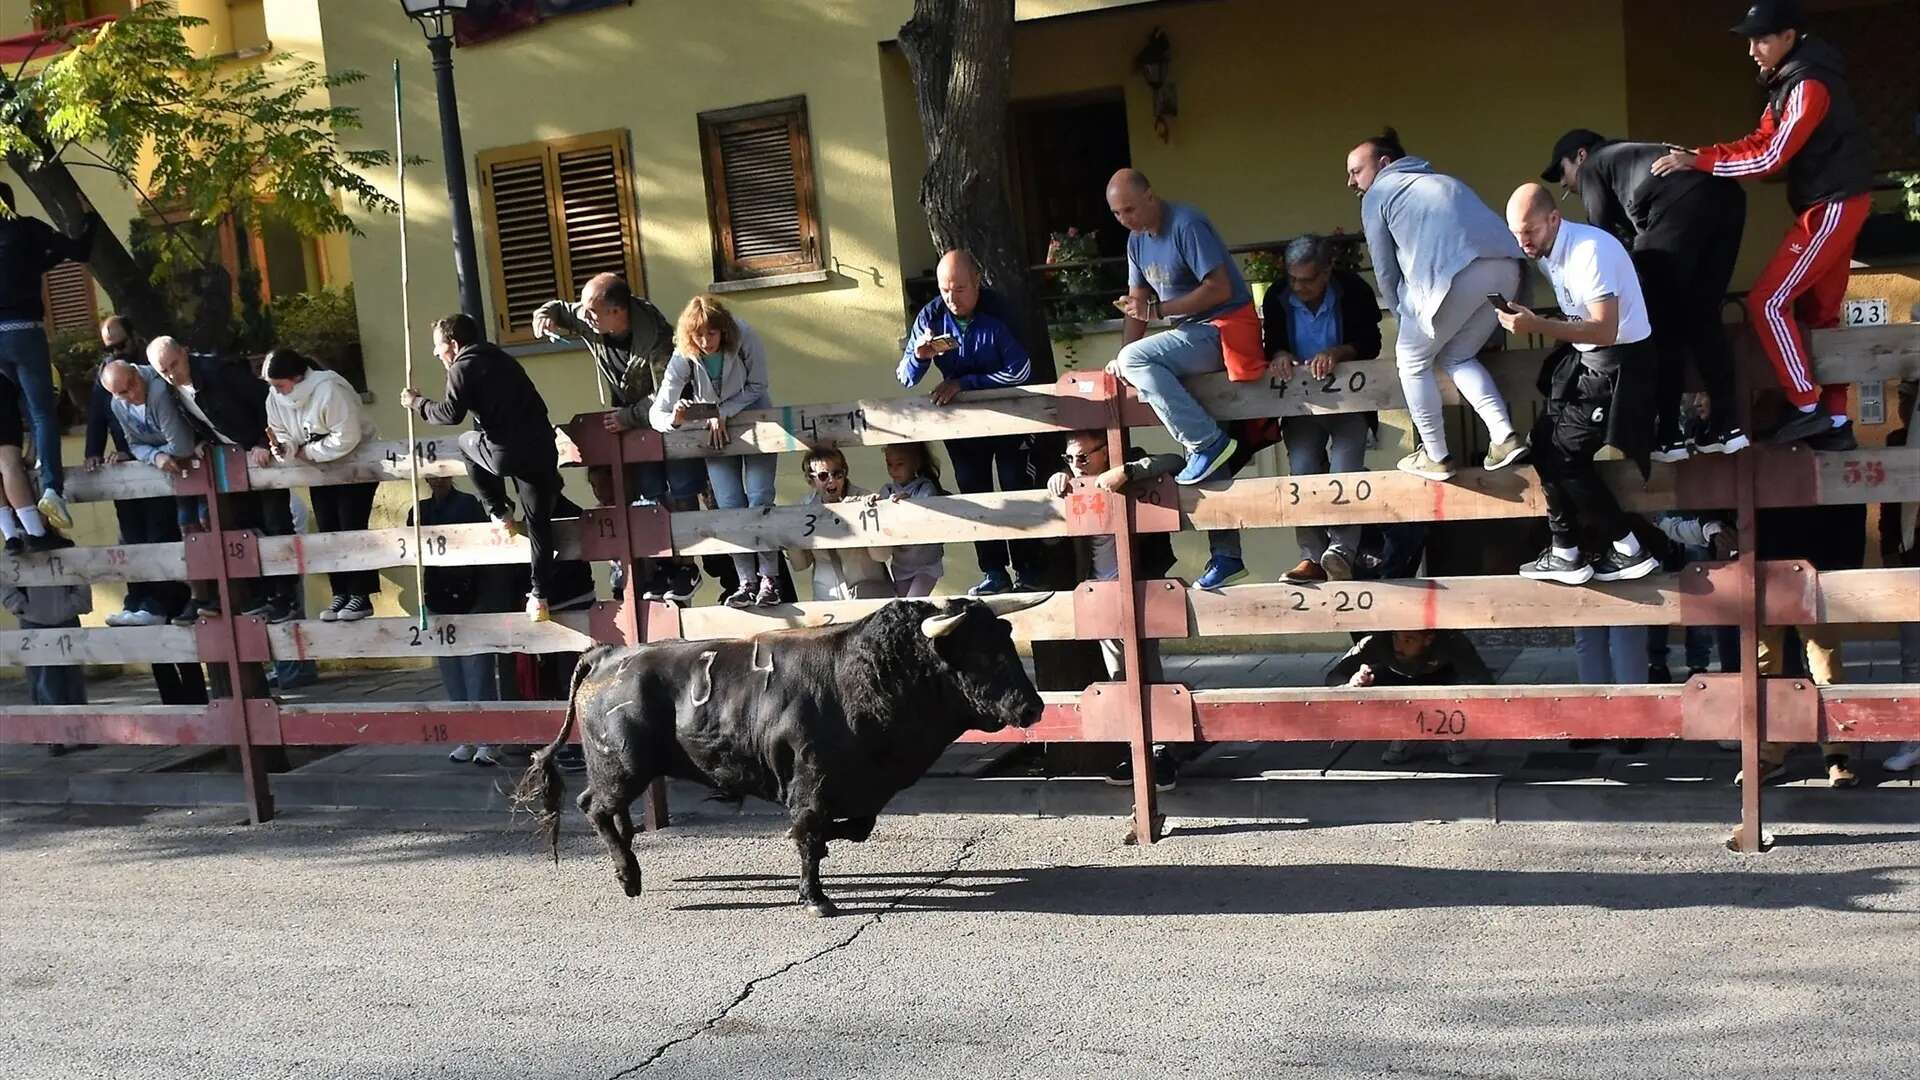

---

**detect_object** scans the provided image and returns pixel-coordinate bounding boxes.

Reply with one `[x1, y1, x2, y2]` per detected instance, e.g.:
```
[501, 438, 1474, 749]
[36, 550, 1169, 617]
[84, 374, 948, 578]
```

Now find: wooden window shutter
[478, 130, 645, 345]
[699, 97, 823, 281]
[40, 261, 97, 335]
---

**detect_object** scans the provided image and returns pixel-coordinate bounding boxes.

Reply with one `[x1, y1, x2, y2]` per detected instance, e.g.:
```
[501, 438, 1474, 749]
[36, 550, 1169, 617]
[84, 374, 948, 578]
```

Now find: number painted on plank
[857, 506, 881, 532]
[1333, 589, 1374, 612]
[421, 723, 449, 743]
[1840, 459, 1885, 487]
[802, 513, 818, 537]
[1415, 709, 1467, 736]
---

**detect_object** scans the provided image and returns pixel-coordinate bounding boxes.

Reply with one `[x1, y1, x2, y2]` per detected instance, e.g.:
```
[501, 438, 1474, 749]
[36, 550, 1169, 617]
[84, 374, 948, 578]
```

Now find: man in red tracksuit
[1653, 0, 1873, 449]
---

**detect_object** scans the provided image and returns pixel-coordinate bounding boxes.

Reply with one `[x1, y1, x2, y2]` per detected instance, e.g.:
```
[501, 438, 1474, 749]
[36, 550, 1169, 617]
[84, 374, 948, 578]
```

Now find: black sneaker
[241, 598, 277, 618]
[264, 596, 301, 625]
[1760, 405, 1835, 445]
[1649, 439, 1693, 464]
[170, 608, 201, 627]
[1694, 426, 1750, 455]
[1590, 546, 1658, 582]
[665, 565, 699, 606]
[1804, 421, 1857, 452]
[1519, 547, 1594, 585]
[334, 595, 373, 622]
[23, 532, 74, 553]
[752, 575, 781, 608]
[3, 536, 20, 556]
[722, 583, 756, 609]
[639, 567, 671, 602]
[319, 594, 350, 623]
[1104, 748, 1178, 792]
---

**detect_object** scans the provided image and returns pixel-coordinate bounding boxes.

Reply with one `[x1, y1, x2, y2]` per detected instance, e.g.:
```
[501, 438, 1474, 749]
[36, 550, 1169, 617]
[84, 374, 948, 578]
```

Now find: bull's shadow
[665, 862, 1917, 918]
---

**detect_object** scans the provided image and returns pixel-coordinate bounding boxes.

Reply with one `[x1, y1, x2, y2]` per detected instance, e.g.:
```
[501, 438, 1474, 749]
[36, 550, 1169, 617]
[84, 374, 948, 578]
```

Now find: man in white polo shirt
[1496, 183, 1659, 586]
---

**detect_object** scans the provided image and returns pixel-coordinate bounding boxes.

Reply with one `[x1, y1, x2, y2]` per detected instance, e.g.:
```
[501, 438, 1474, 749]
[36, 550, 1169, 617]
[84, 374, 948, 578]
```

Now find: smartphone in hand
[679, 401, 720, 421]
[1486, 293, 1517, 314]
[925, 334, 959, 355]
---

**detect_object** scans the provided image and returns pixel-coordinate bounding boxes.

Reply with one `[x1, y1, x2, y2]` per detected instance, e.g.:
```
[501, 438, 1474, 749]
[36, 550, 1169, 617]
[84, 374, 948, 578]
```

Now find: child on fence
[1047, 429, 1183, 790]
[789, 447, 893, 601]
[3, 581, 91, 753]
[871, 442, 946, 597]
[0, 371, 73, 554]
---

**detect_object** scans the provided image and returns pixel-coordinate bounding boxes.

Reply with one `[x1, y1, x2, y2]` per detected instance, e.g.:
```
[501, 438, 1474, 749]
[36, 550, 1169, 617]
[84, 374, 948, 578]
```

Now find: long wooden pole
[396, 61, 427, 632]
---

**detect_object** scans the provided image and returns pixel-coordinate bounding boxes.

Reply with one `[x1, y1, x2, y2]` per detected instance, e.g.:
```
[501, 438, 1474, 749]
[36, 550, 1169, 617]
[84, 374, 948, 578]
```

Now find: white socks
[1613, 532, 1643, 558]
[0, 508, 18, 541]
[1552, 543, 1580, 562]
[16, 506, 46, 537]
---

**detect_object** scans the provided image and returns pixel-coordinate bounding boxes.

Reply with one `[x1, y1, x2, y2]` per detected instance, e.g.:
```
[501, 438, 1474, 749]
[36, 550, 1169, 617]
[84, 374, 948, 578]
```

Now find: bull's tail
[511, 657, 595, 863]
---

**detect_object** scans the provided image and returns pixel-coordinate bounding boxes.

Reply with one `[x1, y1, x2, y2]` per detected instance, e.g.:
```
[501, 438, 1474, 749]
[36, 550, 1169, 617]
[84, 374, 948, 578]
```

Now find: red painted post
[1102, 375, 1160, 845]
[1734, 438, 1764, 852]
[605, 417, 670, 831]
[194, 448, 276, 824]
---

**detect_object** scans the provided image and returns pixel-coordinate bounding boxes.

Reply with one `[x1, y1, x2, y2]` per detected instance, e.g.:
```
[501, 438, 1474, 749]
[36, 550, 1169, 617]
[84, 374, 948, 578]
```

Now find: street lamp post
[397, 0, 486, 326]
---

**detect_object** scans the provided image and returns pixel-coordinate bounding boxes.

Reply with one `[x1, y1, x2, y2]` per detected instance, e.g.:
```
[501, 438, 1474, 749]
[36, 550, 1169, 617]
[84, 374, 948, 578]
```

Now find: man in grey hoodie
[1347, 129, 1530, 482]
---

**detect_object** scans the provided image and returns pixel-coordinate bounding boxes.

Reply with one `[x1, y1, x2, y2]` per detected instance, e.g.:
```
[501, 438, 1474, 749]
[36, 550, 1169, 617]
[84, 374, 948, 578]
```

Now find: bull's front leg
[787, 811, 837, 918]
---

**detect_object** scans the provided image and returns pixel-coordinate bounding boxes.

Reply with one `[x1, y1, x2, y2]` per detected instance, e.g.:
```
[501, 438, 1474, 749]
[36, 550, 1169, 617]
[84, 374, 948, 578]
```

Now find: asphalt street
[5, 805, 1918, 1079]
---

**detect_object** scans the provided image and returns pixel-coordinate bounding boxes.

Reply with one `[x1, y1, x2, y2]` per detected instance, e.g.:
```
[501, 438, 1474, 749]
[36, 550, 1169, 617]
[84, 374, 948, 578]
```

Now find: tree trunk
[897, 0, 1056, 384]
[899, 0, 1104, 695]
[6, 149, 175, 339]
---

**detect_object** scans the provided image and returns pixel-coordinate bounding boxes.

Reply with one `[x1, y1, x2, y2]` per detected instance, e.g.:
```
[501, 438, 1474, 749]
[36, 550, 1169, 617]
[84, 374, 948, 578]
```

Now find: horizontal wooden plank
[0, 625, 198, 665]
[1184, 574, 1691, 637]
[675, 590, 1078, 644]
[1187, 684, 1722, 743]
[0, 705, 238, 745]
[267, 612, 598, 661]
[1819, 687, 1920, 743]
[673, 490, 1072, 557]
[276, 701, 567, 747]
[0, 541, 185, 588]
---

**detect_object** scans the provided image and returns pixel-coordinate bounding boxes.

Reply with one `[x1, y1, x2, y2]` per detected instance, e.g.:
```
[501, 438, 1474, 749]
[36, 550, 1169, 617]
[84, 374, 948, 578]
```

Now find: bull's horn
[920, 608, 967, 639]
[980, 593, 1054, 618]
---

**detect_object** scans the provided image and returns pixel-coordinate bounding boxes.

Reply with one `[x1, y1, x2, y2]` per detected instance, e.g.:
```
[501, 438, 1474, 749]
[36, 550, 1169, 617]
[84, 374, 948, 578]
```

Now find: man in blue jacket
[897, 249, 1041, 595]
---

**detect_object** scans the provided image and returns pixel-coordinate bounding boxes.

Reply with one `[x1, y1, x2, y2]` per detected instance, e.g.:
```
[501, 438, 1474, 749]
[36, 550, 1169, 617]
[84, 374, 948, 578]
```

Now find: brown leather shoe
[1283, 559, 1327, 583]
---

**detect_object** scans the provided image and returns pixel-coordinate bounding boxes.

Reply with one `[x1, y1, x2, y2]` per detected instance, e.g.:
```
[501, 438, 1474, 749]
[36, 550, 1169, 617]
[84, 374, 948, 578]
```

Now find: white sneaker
[473, 745, 502, 767]
[107, 609, 166, 627]
[319, 595, 349, 622]
[1886, 742, 1920, 773]
[448, 744, 476, 763]
[334, 595, 373, 622]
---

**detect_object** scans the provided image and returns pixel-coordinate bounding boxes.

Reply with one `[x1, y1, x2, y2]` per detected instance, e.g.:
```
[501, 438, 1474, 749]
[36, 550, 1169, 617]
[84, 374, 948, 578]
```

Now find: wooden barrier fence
[3, 323, 1918, 848]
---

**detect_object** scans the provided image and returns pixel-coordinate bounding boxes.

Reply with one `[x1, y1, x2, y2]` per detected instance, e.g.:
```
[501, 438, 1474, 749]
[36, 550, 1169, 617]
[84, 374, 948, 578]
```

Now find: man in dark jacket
[1256, 234, 1385, 583]
[898, 249, 1044, 596]
[1653, 0, 1874, 446]
[1545, 131, 1748, 461]
[1328, 629, 1492, 766]
[0, 182, 98, 529]
[403, 312, 571, 622]
[148, 335, 299, 621]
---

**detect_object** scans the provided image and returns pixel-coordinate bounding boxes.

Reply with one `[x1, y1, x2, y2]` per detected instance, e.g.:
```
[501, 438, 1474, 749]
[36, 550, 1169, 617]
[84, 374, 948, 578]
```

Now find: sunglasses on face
[810, 469, 847, 482]
[1063, 450, 1106, 466]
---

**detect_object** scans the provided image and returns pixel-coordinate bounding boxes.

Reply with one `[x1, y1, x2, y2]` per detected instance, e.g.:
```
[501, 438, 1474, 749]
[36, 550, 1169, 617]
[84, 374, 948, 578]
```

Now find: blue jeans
[436, 653, 499, 703]
[1113, 321, 1225, 452]
[0, 326, 63, 494]
[706, 453, 779, 580]
[1576, 625, 1650, 683]
[21, 616, 86, 705]
[1283, 412, 1370, 562]
[634, 458, 709, 505]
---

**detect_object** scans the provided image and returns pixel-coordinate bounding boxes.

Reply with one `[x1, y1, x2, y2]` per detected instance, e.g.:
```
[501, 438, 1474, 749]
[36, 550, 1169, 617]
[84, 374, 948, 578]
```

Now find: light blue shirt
[1126, 200, 1249, 324]
[1359, 156, 1524, 337]
[1287, 288, 1340, 360]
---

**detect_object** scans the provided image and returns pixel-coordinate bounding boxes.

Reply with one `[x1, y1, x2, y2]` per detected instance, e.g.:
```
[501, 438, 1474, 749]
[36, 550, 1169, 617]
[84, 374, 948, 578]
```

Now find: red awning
[0, 14, 115, 67]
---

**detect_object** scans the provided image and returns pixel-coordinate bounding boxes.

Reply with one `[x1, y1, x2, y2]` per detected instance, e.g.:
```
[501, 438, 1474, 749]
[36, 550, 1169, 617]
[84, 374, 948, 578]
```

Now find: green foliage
[46, 327, 100, 426]
[4, 2, 394, 264]
[271, 284, 360, 360]
[1894, 172, 1920, 223]
[1241, 248, 1281, 284]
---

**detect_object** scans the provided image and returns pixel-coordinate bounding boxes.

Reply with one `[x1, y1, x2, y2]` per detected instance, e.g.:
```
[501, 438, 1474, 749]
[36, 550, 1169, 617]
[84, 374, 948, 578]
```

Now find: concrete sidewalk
[4, 643, 1915, 825]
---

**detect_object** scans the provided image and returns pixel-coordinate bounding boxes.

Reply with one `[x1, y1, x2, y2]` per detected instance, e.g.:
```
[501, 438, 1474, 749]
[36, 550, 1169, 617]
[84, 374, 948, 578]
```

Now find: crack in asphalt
[604, 834, 984, 1079]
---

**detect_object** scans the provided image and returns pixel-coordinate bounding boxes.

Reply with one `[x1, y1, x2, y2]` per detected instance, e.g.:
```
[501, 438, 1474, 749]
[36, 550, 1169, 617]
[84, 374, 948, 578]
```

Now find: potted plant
[1242, 248, 1281, 308]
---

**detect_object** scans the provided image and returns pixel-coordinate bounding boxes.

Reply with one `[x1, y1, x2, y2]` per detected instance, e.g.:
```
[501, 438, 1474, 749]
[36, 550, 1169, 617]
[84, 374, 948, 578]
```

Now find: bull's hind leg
[810, 815, 878, 863]
[578, 786, 644, 898]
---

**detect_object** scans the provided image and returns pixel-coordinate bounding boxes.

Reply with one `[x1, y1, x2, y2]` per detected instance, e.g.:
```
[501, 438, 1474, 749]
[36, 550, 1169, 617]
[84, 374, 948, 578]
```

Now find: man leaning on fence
[89, 318, 193, 629]
[1500, 183, 1659, 587]
[533, 272, 705, 604]
[1258, 234, 1385, 584]
[1104, 168, 1262, 488]
[898, 248, 1044, 596]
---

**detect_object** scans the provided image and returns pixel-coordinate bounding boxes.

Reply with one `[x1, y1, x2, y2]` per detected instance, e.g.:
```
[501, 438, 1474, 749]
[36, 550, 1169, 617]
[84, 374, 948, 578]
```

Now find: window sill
[707, 268, 833, 294]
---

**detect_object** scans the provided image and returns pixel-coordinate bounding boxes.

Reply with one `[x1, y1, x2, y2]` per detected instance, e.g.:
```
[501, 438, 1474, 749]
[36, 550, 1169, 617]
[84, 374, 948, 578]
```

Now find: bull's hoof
[620, 873, 643, 898]
[803, 897, 839, 918]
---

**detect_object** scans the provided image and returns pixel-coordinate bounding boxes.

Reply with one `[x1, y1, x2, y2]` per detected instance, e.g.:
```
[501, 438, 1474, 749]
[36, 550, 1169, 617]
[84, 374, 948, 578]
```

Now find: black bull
[514, 598, 1044, 916]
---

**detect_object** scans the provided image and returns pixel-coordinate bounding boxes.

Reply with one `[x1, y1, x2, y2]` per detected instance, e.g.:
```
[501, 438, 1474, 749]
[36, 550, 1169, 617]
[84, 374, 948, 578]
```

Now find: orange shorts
[1210, 302, 1266, 382]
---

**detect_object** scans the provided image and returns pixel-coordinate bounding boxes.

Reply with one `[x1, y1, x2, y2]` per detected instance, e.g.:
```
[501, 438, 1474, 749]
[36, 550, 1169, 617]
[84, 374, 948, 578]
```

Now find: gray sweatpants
[1396, 257, 1521, 462]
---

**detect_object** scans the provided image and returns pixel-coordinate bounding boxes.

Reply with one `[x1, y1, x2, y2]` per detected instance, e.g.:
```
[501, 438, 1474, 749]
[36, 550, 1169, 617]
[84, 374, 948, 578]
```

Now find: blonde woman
[650, 295, 779, 607]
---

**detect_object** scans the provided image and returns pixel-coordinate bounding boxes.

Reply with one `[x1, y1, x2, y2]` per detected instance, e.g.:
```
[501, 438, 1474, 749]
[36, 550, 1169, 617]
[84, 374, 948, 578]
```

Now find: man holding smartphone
[1499, 184, 1659, 586]
[897, 248, 1043, 595]
[1543, 129, 1748, 463]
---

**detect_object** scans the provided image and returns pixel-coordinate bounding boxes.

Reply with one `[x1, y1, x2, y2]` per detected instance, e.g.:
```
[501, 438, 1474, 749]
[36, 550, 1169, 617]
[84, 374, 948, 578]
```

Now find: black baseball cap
[1731, 0, 1803, 36]
[1541, 129, 1607, 183]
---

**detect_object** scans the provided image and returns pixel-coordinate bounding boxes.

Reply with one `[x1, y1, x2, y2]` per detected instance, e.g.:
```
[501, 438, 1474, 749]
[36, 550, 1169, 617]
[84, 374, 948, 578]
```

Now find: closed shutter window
[477, 130, 646, 345]
[40, 261, 97, 335]
[698, 97, 823, 282]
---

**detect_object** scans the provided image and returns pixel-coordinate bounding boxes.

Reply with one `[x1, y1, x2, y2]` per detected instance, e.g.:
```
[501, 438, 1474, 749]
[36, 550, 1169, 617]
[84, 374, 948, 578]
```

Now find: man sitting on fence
[1104, 168, 1260, 488]
[404, 313, 577, 624]
[1498, 183, 1660, 587]
[1257, 234, 1385, 584]
[1329, 628, 1492, 767]
[1046, 428, 1182, 790]
[533, 272, 705, 604]
[898, 248, 1044, 596]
